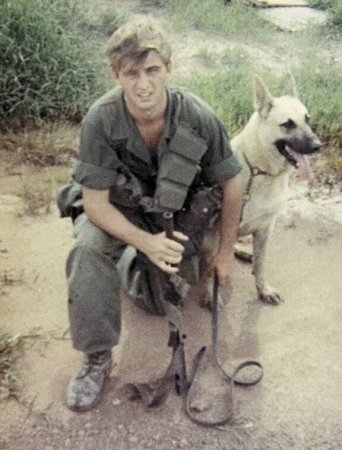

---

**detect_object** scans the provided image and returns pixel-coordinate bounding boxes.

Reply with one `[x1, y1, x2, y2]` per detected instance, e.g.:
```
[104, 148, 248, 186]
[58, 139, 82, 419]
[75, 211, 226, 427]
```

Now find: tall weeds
[0, 0, 110, 124]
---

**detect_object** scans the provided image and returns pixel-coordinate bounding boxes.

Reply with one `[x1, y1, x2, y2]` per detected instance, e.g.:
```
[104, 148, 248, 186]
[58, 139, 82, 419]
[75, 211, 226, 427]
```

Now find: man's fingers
[166, 240, 185, 257]
[215, 271, 231, 287]
[172, 231, 189, 242]
[158, 261, 179, 274]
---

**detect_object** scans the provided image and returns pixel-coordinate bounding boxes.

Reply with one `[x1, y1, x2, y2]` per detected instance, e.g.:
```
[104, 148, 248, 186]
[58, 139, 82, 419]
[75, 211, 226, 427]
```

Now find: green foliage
[309, 0, 342, 30]
[178, 57, 342, 148]
[308, 0, 335, 10]
[0, 0, 109, 124]
[293, 63, 342, 146]
[0, 0, 341, 177]
[177, 53, 254, 136]
[328, 4, 342, 28]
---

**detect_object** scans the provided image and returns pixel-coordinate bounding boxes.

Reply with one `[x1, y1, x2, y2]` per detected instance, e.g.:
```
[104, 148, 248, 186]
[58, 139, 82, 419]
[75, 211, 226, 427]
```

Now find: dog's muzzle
[275, 138, 323, 180]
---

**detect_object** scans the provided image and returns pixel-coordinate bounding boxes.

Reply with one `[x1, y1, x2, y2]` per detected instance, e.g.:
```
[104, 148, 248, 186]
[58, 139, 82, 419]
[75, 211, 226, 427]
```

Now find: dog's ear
[284, 72, 298, 97]
[254, 76, 273, 118]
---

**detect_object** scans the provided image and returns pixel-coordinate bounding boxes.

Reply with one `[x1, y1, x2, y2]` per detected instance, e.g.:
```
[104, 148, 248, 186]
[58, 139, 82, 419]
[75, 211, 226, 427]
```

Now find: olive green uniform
[65, 85, 241, 355]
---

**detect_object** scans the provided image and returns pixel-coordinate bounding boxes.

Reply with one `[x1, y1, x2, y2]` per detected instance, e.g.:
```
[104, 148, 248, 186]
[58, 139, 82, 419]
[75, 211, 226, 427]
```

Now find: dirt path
[1, 163, 342, 449]
[1, 2, 342, 449]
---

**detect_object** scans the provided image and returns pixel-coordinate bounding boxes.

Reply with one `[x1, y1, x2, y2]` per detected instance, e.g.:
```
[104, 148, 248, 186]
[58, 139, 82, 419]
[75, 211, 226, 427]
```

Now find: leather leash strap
[184, 270, 263, 427]
[125, 212, 263, 427]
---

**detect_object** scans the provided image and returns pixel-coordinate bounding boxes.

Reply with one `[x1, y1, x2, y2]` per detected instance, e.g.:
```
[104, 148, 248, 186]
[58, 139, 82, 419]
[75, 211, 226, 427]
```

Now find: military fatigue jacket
[73, 85, 241, 206]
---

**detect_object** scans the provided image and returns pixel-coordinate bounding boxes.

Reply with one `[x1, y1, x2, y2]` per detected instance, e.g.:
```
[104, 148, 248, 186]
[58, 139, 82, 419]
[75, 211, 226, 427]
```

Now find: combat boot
[67, 350, 112, 412]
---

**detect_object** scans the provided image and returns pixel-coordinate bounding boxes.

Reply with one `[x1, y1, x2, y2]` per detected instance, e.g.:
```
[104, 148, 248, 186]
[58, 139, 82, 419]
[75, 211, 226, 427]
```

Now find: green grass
[166, 0, 274, 42]
[176, 62, 254, 137]
[293, 64, 342, 146]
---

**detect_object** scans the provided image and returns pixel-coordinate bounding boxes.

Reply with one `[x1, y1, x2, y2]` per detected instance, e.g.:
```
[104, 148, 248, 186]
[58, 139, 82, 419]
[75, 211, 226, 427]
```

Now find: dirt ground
[1, 2, 342, 449]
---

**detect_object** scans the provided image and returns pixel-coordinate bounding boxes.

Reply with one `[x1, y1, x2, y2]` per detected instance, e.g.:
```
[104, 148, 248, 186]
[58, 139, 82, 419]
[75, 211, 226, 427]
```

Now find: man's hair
[105, 17, 172, 72]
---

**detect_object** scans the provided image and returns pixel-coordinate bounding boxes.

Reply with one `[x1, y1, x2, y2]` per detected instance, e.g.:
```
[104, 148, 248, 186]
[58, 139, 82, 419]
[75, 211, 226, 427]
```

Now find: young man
[63, 17, 243, 412]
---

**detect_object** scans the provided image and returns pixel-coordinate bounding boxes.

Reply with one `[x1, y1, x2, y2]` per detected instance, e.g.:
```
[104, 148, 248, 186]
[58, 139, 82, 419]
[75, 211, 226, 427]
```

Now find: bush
[309, 0, 342, 31]
[0, 0, 109, 124]
[309, 0, 335, 8]
[328, 4, 342, 28]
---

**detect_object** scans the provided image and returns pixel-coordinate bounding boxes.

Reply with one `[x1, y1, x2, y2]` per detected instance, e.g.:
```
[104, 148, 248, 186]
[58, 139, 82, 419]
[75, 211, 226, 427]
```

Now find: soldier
[61, 17, 243, 412]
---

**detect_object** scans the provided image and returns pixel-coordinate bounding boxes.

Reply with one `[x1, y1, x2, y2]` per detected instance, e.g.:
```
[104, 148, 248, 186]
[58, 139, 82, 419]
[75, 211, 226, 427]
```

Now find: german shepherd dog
[203, 74, 322, 305]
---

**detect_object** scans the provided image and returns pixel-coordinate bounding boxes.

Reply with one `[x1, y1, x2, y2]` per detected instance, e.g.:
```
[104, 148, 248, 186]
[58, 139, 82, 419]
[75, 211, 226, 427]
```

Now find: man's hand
[82, 186, 189, 274]
[143, 231, 188, 274]
[208, 249, 234, 287]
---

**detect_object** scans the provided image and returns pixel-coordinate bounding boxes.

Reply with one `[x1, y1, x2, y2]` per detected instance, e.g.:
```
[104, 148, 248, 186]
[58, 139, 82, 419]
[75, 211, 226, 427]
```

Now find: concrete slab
[260, 6, 327, 31]
[250, 0, 308, 6]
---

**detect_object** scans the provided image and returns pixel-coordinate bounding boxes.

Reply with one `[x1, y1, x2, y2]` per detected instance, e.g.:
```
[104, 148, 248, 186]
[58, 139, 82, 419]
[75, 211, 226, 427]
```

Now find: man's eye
[280, 119, 296, 130]
[147, 67, 159, 74]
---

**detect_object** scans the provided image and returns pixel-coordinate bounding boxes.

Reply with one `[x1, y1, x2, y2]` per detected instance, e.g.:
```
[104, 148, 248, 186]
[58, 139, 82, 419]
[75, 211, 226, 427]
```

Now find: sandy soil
[1, 2, 342, 449]
[1, 163, 342, 450]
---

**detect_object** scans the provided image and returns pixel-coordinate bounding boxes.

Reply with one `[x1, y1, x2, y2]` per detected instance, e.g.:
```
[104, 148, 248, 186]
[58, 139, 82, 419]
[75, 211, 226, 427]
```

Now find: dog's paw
[258, 289, 284, 305]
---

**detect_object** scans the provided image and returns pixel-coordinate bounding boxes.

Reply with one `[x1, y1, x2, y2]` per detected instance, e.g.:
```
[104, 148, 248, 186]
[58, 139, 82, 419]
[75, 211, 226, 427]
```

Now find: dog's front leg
[253, 226, 284, 305]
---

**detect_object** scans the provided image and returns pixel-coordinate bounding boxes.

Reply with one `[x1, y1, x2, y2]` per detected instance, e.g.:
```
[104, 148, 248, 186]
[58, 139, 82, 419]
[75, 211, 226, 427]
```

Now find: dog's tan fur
[203, 74, 322, 305]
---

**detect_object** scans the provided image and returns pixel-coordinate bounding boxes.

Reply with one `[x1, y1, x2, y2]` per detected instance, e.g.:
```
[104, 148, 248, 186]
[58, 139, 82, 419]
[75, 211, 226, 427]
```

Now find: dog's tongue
[288, 148, 312, 181]
[295, 154, 312, 181]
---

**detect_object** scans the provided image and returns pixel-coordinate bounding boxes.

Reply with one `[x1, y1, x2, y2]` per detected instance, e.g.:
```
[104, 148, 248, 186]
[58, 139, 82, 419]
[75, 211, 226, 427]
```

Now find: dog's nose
[312, 138, 323, 152]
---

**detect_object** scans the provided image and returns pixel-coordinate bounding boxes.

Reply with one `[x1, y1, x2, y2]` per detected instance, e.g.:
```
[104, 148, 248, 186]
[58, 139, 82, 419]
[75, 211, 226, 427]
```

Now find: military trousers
[66, 213, 182, 355]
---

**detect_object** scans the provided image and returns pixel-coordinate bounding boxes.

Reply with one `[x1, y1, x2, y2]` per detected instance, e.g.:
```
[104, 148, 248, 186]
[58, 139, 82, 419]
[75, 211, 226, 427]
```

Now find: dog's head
[254, 74, 323, 180]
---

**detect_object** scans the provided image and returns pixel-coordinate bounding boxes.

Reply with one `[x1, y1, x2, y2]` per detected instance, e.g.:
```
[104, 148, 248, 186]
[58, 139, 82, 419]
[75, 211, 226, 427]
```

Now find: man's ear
[166, 60, 173, 77]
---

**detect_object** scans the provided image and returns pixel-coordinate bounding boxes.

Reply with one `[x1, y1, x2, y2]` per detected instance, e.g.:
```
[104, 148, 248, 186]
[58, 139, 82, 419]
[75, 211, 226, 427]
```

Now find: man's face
[113, 50, 172, 118]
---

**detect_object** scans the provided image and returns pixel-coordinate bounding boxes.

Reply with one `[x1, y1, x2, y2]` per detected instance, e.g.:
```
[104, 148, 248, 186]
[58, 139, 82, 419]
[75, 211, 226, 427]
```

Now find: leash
[125, 213, 263, 427]
[184, 270, 263, 427]
[125, 270, 263, 426]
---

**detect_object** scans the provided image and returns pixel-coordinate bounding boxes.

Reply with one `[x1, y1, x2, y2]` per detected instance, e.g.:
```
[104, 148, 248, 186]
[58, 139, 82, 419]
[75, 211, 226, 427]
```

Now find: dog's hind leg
[253, 226, 284, 305]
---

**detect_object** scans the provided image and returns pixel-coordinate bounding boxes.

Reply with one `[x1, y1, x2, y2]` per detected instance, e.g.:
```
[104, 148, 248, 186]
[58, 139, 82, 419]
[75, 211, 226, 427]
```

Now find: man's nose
[136, 72, 150, 89]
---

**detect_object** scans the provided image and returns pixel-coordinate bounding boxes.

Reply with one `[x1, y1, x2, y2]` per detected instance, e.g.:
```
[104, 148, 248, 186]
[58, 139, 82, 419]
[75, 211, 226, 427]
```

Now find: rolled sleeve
[202, 153, 241, 185]
[73, 160, 119, 190]
[74, 104, 123, 190]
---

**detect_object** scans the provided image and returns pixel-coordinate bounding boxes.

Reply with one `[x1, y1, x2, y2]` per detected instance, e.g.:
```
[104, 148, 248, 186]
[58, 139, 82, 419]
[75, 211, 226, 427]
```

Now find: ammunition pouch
[148, 124, 207, 213]
[58, 123, 210, 223]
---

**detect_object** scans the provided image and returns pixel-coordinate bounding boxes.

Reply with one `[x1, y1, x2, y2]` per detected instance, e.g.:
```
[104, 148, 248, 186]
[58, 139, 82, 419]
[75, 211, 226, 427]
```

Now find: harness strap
[243, 152, 271, 203]
[240, 152, 274, 223]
